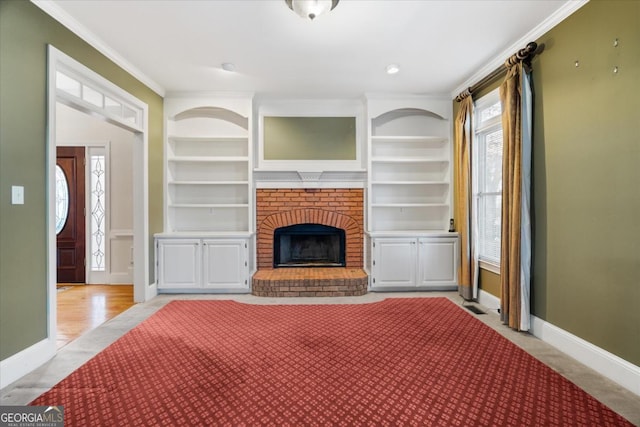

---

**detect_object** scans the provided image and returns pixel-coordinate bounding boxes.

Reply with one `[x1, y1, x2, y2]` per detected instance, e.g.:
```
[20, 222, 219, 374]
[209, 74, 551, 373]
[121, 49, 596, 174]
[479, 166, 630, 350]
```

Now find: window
[473, 89, 503, 271]
[55, 69, 142, 128]
[90, 151, 106, 272]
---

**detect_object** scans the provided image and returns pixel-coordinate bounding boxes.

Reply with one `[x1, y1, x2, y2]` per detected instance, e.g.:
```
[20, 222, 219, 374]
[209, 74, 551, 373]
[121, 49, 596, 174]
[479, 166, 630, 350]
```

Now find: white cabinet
[370, 235, 458, 291]
[156, 239, 201, 289]
[202, 239, 248, 290]
[371, 238, 417, 288]
[418, 237, 458, 287]
[156, 236, 250, 292]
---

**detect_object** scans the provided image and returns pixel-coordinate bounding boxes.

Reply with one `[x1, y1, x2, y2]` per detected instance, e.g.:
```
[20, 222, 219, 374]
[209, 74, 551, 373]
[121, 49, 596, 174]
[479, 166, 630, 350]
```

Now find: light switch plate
[11, 186, 24, 205]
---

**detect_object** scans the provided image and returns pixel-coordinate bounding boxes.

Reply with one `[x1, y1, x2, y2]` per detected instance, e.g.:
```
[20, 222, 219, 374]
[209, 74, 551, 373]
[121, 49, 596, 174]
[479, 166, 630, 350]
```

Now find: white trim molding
[530, 315, 640, 397]
[254, 170, 367, 189]
[31, 0, 165, 97]
[451, 0, 589, 98]
[0, 339, 56, 389]
[478, 289, 500, 312]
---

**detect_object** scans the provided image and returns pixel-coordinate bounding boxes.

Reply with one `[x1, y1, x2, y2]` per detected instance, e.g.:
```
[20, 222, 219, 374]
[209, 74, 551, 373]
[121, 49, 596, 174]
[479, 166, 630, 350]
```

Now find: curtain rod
[456, 42, 539, 102]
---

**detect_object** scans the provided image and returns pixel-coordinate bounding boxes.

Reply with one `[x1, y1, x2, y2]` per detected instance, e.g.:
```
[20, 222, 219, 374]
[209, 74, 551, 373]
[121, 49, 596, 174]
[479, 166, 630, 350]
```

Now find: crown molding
[165, 91, 255, 99]
[31, 0, 165, 97]
[450, 0, 589, 99]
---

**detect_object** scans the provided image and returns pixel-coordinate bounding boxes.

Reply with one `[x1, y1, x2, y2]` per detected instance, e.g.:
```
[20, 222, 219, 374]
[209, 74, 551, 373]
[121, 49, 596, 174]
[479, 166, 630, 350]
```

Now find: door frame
[58, 141, 114, 285]
[47, 46, 156, 345]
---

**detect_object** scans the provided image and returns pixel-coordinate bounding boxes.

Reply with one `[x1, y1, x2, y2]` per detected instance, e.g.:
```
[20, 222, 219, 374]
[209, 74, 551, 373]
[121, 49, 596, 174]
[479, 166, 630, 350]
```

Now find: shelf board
[371, 157, 448, 163]
[168, 156, 249, 163]
[367, 230, 457, 237]
[371, 203, 449, 208]
[169, 203, 249, 208]
[371, 136, 446, 143]
[169, 181, 249, 185]
[168, 135, 248, 142]
[371, 181, 449, 185]
[156, 231, 254, 238]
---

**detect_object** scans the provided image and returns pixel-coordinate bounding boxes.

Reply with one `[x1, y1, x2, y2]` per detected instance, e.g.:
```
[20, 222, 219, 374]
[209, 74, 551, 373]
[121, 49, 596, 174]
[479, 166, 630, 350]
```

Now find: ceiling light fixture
[386, 64, 400, 75]
[285, 0, 339, 21]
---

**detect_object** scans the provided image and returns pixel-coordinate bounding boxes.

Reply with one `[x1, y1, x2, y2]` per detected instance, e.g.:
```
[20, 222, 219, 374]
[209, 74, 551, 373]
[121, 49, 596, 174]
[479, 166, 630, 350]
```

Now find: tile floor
[1, 292, 639, 424]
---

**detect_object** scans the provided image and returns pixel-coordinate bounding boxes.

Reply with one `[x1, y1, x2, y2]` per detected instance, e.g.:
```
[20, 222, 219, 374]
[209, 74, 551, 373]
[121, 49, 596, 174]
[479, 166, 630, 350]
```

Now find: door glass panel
[123, 105, 138, 124]
[90, 155, 106, 271]
[82, 85, 104, 108]
[104, 96, 122, 116]
[55, 165, 70, 234]
[56, 71, 81, 97]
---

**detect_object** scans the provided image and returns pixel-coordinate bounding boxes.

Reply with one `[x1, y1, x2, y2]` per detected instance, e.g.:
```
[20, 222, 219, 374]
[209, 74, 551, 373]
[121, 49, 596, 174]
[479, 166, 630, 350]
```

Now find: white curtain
[519, 69, 533, 331]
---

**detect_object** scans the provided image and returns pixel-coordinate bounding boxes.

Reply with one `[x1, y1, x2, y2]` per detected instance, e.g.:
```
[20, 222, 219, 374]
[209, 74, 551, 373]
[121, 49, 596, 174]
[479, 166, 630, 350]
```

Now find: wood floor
[56, 284, 134, 349]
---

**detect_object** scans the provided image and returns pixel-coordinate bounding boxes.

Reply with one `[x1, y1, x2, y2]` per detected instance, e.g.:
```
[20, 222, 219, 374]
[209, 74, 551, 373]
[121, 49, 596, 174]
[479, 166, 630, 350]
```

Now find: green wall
[264, 117, 357, 160]
[531, 0, 639, 365]
[0, 1, 164, 360]
[453, 0, 639, 365]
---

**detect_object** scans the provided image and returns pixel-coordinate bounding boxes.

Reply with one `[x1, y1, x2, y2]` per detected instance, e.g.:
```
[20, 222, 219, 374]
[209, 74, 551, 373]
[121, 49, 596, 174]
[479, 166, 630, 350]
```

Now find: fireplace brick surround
[253, 188, 367, 297]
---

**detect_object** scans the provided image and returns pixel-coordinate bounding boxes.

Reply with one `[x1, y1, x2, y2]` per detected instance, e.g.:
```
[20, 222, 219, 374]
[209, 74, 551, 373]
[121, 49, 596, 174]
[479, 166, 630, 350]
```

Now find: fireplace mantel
[254, 169, 366, 189]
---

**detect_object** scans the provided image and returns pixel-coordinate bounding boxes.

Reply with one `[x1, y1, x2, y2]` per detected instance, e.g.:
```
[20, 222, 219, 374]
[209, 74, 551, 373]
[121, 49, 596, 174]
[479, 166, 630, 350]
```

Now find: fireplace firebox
[274, 223, 345, 268]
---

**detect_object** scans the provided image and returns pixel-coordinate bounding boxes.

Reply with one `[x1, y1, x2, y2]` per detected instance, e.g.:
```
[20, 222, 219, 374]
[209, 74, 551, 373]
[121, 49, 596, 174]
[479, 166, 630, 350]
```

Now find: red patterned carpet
[32, 298, 632, 426]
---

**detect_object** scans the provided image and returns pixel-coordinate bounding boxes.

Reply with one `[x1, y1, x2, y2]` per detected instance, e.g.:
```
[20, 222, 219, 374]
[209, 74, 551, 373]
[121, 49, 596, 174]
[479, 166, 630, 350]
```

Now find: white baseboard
[478, 289, 500, 312]
[0, 338, 56, 390]
[530, 315, 640, 396]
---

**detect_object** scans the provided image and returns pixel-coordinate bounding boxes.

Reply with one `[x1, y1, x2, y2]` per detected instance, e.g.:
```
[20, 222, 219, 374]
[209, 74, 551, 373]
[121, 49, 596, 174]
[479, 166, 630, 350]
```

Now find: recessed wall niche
[263, 116, 356, 161]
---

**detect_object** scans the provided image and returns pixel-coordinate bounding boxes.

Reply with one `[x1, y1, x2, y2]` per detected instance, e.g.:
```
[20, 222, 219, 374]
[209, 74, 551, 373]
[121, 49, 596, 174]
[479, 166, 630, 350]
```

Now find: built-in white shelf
[164, 97, 253, 235]
[366, 98, 452, 234]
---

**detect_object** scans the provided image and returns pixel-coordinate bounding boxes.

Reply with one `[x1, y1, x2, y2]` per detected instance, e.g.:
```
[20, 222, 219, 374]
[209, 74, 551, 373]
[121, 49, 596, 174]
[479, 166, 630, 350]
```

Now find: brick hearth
[252, 268, 368, 297]
[253, 188, 367, 297]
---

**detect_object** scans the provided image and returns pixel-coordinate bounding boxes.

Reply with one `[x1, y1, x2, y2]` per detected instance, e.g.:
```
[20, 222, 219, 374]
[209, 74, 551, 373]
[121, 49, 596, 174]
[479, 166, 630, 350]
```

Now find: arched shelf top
[173, 106, 248, 130]
[373, 108, 445, 123]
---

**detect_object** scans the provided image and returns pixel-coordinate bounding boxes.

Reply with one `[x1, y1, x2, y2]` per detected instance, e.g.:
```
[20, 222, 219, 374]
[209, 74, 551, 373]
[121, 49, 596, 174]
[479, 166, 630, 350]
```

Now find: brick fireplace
[252, 188, 367, 297]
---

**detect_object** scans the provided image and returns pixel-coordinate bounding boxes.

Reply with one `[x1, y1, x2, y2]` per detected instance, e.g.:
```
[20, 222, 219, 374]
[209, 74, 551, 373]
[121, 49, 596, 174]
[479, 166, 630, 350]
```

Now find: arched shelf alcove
[173, 106, 249, 131]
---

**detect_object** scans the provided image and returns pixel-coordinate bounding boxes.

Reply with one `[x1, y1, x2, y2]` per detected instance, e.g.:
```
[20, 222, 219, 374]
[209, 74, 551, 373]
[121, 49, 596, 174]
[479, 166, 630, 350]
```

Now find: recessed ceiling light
[386, 64, 400, 75]
[221, 63, 236, 72]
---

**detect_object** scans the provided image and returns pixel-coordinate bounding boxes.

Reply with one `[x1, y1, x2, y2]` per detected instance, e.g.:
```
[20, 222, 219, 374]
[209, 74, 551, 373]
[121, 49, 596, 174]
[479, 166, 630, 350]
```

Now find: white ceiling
[44, 0, 575, 99]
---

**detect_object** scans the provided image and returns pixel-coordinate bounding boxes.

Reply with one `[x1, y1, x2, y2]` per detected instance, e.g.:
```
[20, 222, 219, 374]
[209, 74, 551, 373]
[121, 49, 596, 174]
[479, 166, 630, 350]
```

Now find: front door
[56, 147, 86, 283]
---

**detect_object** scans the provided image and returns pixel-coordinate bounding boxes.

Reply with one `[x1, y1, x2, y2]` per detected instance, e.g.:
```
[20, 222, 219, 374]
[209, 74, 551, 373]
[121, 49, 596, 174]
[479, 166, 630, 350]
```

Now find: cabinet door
[371, 238, 417, 288]
[418, 237, 458, 289]
[157, 239, 201, 289]
[202, 239, 248, 290]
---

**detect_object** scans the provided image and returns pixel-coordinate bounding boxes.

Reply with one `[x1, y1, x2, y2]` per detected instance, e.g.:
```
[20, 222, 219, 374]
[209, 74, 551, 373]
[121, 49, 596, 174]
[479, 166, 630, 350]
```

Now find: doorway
[56, 102, 136, 286]
[47, 46, 154, 357]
